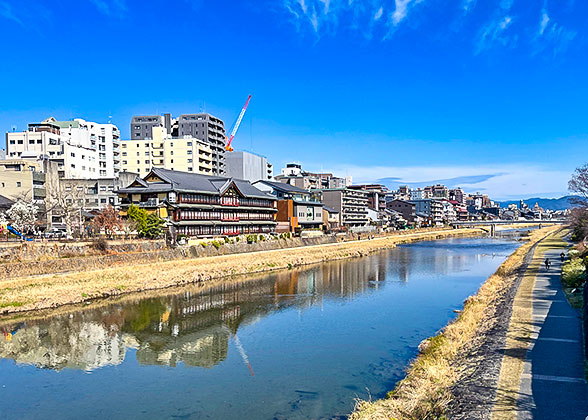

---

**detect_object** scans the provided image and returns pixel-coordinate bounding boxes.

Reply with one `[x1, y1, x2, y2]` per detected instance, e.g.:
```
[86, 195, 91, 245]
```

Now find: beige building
[121, 127, 213, 176]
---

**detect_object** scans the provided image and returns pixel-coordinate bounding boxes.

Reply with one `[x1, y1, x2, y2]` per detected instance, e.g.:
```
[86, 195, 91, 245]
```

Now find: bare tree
[45, 182, 87, 237]
[568, 163, 588, 206]
[91, 205, 123, 238]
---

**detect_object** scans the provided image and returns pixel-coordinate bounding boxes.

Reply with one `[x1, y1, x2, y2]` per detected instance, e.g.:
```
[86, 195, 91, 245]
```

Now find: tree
[569, 163, 588, 242]
[46, 182, 86, 237]
[91, 205, 123, 238]
[7, 200, 39, 234]
[569, 163, 588, 206]
[126, 205, 165, 239]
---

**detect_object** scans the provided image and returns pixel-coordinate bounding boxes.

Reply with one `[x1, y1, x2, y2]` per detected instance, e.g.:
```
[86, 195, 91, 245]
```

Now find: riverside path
[493, 231, 588, 420]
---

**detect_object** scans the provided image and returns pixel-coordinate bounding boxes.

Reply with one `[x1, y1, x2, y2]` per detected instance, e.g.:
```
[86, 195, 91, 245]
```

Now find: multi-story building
[449, 188, 465, 204]
[0, 158, 60, 227]
[348, 184, 388, 211]
[59, 172, 138, 211]
[121, 127, 213, 177]
[412, 199, 444, 225]
[6, 117, 121, 179]
[117, 168, 277, 237]
[226, 151, 273, 183]
[131, 112, 226, 176]
[275, 163, 350, 191]
[431, 184, 449, 199]
[410, 188, 424, 200]
[387, 199, 417, 224]
[253, 180, 323, 233]
[318, 188, 369, 228]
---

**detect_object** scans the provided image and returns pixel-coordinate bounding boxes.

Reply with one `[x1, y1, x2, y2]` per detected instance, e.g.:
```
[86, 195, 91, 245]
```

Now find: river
[0, 236, 522, 420]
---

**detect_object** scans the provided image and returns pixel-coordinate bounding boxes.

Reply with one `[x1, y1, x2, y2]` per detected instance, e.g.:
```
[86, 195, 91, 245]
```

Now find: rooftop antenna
[108, 114, 112, 124]
[11, 125, 16, 132]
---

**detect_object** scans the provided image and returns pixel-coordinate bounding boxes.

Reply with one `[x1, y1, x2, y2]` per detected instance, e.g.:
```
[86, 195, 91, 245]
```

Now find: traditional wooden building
[117, 168, 277, 237]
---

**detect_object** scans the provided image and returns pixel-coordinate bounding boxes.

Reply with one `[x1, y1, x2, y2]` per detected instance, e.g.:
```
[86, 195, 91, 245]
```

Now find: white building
[226, 150, 273, 183]
[6, 117, 120, 179]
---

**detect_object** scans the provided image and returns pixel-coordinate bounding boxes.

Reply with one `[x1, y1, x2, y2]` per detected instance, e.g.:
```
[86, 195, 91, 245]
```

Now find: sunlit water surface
[0, 236, 522, 420]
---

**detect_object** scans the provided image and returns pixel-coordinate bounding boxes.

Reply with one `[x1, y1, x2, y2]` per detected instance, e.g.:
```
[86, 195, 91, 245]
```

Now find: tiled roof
[118, 168, 274, 200]
[254, 180, 308, 194]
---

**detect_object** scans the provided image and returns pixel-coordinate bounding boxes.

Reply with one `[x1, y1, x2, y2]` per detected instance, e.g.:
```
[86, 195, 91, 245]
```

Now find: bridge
[451, 219, 567, 235]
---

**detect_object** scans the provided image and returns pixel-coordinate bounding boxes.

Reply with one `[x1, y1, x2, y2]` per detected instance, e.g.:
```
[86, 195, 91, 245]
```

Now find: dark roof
[118, 168, 274, 200]
[322, 206, 339, 214]
[254, 180, 308, 194]
[0, 195, 14, 209]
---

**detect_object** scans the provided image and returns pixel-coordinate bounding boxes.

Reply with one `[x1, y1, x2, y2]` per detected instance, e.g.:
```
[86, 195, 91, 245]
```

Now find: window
[170, 159, 174, 163]
[71, 152, 75, 157]
[137, 160, 140, 164]
[187, 142, 192, 146]
[122, 152, 127, 156]
[170, 143, 173, 147]
[145, 152, 149, 156]
[29, 139, 35, 144]
[170, 151, 174, 155]
[9, 140, 15, 144]
[17, 140, 23, 144]
[16, 182, 21, 187]
[122, 143, 127, 148]
[1, 182, 3, 187]
[123, 160, 127, 164]
[145, 160, 150, 164]
[188, 167, 193, 171]
[36, 139, 42, 144]
[136, 152, 140, 156]
[187, 159, 193, 163]
[101, 198, 107, 203]
[187, 150, 192, 155]
[136, 144, 140, 147]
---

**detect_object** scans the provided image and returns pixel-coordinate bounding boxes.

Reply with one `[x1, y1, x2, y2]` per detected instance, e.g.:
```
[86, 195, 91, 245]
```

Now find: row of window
[179, 193, 273, 208]
[178, 225, 273, 237]
[175, 210, 274, 221]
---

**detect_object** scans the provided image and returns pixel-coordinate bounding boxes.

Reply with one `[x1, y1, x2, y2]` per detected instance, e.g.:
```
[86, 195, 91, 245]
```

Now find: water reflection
[0, 238, 511, 372]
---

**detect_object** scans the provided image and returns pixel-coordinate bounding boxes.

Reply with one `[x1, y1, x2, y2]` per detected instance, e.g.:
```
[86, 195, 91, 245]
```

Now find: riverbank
[349, 225, 561, 420]
[0, 227, 485, 315]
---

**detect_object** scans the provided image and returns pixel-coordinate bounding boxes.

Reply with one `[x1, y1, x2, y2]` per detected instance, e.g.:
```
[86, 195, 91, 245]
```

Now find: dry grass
[350, 226, 560, 420]
[0, 228, 484, 315]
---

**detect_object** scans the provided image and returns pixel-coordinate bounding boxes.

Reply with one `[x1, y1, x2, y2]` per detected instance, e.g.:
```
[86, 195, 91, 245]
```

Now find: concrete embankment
[350, 226, 561, 420]
[0, 228, 483, 315]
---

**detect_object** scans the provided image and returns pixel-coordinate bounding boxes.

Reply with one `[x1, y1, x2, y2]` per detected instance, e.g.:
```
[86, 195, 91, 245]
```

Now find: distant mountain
[497, 196, 581, 211]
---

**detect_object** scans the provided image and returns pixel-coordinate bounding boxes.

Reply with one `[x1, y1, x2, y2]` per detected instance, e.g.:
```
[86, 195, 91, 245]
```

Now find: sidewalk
[518, 237, 588, 419]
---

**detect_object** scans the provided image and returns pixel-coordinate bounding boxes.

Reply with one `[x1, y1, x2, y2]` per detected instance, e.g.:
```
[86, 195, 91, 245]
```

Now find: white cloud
[391, 0, 411, 26]
[0, 1, 22, 25]
[462, 0, 476, 13]
[374, 6, 383, 21]
[476, 15, 514, 53]
[539, 9, 550, 35]
[89, 0, 127, 17]
[313, 164, 571, 200]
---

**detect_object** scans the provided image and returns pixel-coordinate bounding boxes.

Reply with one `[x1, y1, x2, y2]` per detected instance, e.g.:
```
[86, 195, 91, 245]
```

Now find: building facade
[130, 113, 226, 176]
[318, 188, 369, 228]
[6, 117, 121, 179]
[226, 151, 273, 183]
[117, 168, 277, 237]
[253, 180, 323, 233]
[60, 172, 138, 211]
[121, 127, 213, 177]
[412, 199, 444, 225]
[275, 163, 351, 191]
[387, 199, 417, 224]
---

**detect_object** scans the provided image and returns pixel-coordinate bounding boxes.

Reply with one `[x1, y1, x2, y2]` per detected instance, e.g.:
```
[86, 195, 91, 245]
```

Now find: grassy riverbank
[350, 226, 560, 420]
[0, 228, 484, 315]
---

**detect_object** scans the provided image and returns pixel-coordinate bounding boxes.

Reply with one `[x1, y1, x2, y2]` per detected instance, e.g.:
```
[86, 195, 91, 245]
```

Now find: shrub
[258, 235, 265, 241]
[211, 240, 222, 250]
[246, 234, 257, 244]
[201, 242, 208, 248]
[92, 238, 108, 252]
[235, 236, 240, 242]
[562, 258, 586, 289]
[224, 236, 230, 243]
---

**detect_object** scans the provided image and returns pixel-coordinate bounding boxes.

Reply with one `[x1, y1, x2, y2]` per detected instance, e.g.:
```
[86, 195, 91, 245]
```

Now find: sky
[1, 0, 587, 200]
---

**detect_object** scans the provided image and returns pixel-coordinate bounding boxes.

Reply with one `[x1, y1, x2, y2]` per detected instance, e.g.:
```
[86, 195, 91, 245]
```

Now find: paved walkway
[517, 235, 588, 419]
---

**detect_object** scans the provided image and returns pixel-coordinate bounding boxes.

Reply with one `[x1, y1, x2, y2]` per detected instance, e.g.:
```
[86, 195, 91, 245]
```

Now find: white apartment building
[6, 117, 120, 179]
[121, 127, 214, 176]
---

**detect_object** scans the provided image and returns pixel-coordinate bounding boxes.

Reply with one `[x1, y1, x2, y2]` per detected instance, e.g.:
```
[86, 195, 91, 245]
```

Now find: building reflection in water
[0, 240, 494, 372]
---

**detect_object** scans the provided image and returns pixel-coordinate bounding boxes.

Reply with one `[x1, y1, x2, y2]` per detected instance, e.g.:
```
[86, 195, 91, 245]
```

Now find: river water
[0, 236, 522, 420]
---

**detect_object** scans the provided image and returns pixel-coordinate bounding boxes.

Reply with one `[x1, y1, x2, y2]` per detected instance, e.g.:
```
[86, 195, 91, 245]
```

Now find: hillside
[497, 196, 580, 211]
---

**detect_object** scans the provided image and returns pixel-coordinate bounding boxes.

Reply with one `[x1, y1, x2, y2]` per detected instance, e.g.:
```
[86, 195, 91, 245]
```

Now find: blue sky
[1, 0, 587, 199]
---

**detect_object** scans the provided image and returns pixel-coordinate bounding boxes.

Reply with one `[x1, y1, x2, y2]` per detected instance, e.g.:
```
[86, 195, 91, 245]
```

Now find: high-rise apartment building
[130, 112, 226, 175]
[121, 127, 213, 176]
[6, 117, 120, 179]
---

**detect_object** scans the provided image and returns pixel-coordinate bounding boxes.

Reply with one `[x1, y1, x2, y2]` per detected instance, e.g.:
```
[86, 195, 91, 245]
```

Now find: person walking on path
[544, 258, 551, 270]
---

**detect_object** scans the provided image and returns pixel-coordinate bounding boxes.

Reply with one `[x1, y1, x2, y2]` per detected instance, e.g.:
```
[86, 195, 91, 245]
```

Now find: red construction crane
[225, 95, 252, 152]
